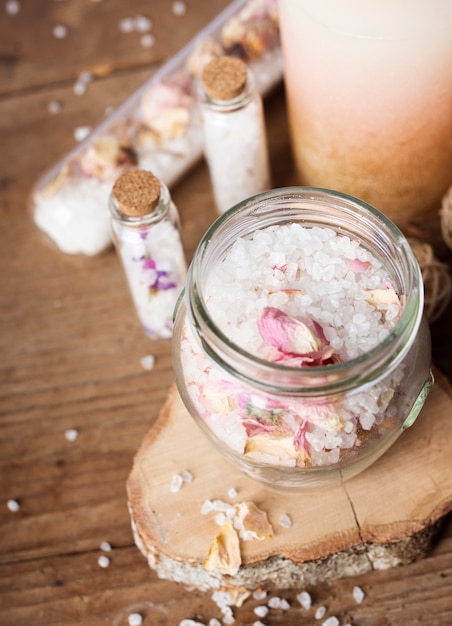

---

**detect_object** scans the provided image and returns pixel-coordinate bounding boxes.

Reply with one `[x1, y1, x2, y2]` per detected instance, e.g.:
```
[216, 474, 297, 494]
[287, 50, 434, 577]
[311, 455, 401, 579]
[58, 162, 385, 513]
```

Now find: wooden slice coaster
[127, 370, 452, 594]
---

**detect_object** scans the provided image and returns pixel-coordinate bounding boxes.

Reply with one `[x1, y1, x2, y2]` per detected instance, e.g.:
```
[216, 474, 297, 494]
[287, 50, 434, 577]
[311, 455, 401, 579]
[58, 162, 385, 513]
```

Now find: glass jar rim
[185, 187, 424, 395]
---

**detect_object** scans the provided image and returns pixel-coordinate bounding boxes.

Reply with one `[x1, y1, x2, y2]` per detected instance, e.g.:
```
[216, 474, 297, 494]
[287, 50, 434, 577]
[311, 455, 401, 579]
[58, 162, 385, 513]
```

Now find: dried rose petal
[204, 522, 241, 576]
[366, 288, 400, 307]
[258, 307, 322, 355]
[347, 258, 372, 272]
[236, 501, 273, 540]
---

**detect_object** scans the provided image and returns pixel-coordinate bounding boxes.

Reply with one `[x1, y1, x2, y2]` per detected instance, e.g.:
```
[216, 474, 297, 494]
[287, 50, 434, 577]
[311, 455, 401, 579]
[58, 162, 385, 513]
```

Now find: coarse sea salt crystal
[227, 487, 238, 499]
[172, 1, 186, 16]
[65, 428, 79, 442]
[47, 100, 62, 114]
[74, 126, 92, 142]
[279, 513, 292, 529]
[5, 0, 20, 15]
[253, 590, 267, 601]
[7, 499, 20, 512]
[353, 585, 365, 603]
[97, 555, 110, 568]
[170, 474, 184, 493]
[315, 605, 326, 619]
[208, 620, 221, 626]
[140, 354, 155, 371]
[254, 606, 269, 618]
[53, 24, 68, 38]
[141, 33, 155, 48]
[322, 617, 340, 626]
[128, 613, 143, 626]
[296, 591, 312, 610]
[99, 541, 112, 551]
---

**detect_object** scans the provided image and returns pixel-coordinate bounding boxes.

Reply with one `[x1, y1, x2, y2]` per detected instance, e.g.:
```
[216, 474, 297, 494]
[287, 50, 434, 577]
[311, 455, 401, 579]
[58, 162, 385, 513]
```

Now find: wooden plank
[0, 0, 231, 96]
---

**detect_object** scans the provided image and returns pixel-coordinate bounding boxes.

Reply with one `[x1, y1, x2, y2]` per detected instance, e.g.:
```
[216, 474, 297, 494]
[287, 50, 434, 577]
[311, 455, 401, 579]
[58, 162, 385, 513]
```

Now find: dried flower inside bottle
[110, 169, 187, 339]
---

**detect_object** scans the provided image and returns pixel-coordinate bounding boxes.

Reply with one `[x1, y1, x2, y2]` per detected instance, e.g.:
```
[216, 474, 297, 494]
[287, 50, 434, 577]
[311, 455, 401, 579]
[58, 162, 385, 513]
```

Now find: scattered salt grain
[172, 1, 186, 16]
[65, 428, 79, 442]
[5, 1, 20, 16]
[278, 513, 292, 529]
[254, 606, 269, 618]
[268, 596, 290, 610]
[141, 33, 155, 48]
[253, 623, 266, 626]
[97, 555, 110, 568]
[73, 71, 93, 96]
[322, 618, 340, 626]
[227, 487, 238, 499]
[252, 590, 267, 601]
[140, 354, 155, 370]
[353, 585, 365, 604]
[47, 100, 62, 115]
[181, 469, 193, 483]
[296, 591, 312, 610]
[128, 613, 143, 626]
[222, 613, 235, 625]
[99, 541, 112, 552]
[53, 24, 68, 39]
[179, 621, 205, 626]
[208, 620, 221, 626]
[201, 500, 213, 514]
[170, 473, 184, 493]
[74, 126, 92, 142]
[315, 606, 327, 620]
[119, 17, 135, 33]
[135, 14, 152, 32]
[7, 499, 20, 512]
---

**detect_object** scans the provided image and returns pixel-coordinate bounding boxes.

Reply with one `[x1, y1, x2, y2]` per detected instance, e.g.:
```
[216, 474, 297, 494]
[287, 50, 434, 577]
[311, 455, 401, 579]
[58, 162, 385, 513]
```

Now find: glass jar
[278, 0, 452, 229]
[172, 187, 433, 489]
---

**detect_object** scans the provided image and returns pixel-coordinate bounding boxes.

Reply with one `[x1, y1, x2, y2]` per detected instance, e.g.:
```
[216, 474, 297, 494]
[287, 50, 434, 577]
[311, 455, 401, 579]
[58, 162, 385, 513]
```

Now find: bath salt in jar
[110, 169, 187, 339]
[199, 56, 271, 215]
[172, 187, 433, 489]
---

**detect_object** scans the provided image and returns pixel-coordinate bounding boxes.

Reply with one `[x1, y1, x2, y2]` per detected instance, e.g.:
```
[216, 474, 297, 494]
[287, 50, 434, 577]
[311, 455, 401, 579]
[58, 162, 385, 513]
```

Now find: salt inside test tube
[199, 56, 271, 214]
[109, 169, 187, 339]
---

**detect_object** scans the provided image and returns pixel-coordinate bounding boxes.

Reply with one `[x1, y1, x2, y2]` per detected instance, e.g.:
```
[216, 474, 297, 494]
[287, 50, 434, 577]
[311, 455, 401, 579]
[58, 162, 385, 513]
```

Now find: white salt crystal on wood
[279, 514, 292, 529]
[7, 499, 20, 512]
[254, 606, 269, 618]
[5, 0, 20, 15]
[170, 474, 183, 493]
[99, 541, 112, 551]
[315, 606, 326, 619]
[65, 428, 79, 442]
[53, 24, 68, 39]
[322, 617, 340, 626]
[97, 555, 110, 568]
[296, 591, 312, 610]
[353, 585, 365, 603]
[140, 355, 155, 371]
[128, 613, 143, 626]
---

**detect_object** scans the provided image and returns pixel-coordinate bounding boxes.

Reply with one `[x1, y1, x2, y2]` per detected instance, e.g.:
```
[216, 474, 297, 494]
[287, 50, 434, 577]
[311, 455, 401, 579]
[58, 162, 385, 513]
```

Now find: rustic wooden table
[1, 1, 451, 624]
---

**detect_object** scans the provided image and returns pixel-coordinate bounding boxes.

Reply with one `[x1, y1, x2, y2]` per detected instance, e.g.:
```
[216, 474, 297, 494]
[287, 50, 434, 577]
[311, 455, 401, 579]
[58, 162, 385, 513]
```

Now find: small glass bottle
[199, 56, 271, 215]
[110, 169, 187, 339]
[172, 187, 433, 489]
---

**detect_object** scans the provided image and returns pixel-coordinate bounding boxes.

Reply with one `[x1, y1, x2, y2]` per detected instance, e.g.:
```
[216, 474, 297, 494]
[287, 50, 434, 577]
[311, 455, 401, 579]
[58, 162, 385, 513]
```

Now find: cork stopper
[112, 169, 161, 217]
[201, 56, 248, 101]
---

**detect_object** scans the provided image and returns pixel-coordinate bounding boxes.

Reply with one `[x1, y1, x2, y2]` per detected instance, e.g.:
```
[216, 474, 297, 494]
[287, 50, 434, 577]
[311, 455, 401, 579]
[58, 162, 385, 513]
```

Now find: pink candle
[278, 0, 452, 227]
